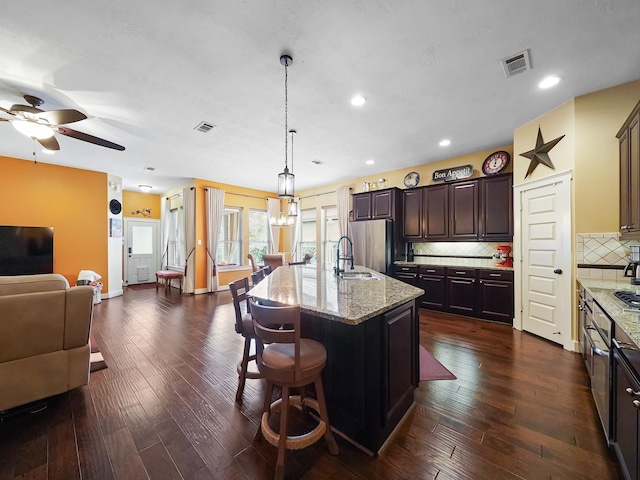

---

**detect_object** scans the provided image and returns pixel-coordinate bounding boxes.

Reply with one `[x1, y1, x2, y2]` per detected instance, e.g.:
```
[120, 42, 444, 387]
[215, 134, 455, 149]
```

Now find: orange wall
[194, 179, 277, 291]
[0, 156, 108, 287]
[122, 190, 161, 219]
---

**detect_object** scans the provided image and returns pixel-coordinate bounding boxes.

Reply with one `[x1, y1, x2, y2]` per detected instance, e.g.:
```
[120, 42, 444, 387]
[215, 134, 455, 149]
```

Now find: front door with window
[125, 218, 160, 285]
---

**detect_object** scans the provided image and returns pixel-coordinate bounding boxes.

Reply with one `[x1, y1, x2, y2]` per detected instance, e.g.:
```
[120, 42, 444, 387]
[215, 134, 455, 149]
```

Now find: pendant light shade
[278, 166, 294, 198]
[277, 54, 295, 198]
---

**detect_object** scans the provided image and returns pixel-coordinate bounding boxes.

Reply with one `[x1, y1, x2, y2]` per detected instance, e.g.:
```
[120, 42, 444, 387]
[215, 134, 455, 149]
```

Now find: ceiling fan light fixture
[138, 185, 152, 193]
[11, 120, 54, 139]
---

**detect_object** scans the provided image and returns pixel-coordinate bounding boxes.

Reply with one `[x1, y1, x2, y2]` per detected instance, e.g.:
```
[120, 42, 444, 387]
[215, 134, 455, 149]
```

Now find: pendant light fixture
[277, 54, 294, 198]
[287, 129, 298, 217]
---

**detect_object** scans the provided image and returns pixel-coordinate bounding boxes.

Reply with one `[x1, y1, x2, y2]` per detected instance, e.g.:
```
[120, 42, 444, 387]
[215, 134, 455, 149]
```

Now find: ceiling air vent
[502, 49, 531, 78]
[194, 121, 216, 133]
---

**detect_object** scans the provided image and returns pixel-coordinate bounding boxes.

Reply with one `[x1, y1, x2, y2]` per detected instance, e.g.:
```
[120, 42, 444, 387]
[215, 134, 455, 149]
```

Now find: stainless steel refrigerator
[348, 219, 393, 274]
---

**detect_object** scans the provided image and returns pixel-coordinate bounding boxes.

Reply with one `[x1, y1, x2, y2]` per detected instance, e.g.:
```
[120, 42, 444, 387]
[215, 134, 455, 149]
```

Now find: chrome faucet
[334, 235, 354, 274]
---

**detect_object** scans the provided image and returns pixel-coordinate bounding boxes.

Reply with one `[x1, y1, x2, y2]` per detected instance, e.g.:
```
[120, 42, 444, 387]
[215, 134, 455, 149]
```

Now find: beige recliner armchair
[0, 274, 94, 412]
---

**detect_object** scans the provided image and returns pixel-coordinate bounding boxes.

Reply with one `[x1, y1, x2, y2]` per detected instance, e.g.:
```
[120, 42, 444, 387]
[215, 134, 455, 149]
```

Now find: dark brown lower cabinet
[300, 299, 418, 454]
[478, 270, 514, 323]
[418, 267, 445, 311]
[445, 268, 477, 316]
[395, 264, 513, 324]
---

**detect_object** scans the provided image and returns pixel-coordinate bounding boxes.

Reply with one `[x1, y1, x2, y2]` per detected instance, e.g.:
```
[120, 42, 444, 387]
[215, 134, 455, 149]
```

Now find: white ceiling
[1, 1, 639, 195]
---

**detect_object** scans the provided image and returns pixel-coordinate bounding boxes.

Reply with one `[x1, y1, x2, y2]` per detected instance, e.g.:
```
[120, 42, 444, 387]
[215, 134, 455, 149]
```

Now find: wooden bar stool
[248, 297, 338, 480]
[228, 278, 262, 403]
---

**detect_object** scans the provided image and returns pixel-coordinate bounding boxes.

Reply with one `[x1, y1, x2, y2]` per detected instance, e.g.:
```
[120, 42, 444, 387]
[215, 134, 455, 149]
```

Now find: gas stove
[613, 290, 640, 310]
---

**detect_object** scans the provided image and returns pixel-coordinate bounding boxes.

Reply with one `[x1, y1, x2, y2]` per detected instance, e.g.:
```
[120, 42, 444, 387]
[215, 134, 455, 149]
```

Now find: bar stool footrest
[261, 395, 326, 450]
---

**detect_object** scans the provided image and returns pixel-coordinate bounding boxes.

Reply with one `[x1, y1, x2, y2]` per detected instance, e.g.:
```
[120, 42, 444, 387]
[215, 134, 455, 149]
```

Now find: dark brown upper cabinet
[618, 100, 640, 239]
[402, 175, 511, 242]
[352, 188, 402, 221]
[479, 174, 513, 241]
[448, 180, 479, 240]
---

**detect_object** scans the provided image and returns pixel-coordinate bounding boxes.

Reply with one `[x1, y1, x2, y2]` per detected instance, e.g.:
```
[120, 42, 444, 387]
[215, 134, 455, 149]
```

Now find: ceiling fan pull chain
[32, 138, 37, 165]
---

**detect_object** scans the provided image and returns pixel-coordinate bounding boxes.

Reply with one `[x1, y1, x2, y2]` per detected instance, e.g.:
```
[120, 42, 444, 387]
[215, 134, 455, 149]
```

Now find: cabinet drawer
[395, 265, 417, 274]
[445, 267, 476, 278]
[478, 269, 513, 281]
[418, 266, 445, 276]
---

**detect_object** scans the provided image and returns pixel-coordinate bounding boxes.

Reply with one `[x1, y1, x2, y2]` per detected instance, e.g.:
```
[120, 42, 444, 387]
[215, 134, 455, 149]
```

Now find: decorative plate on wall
[109, 199, 122, 215]
[403, 171, 420, 188]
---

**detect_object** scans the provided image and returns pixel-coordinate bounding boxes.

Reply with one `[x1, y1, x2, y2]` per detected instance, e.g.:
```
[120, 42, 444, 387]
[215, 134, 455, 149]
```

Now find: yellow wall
[122, 190, 161, 219]
[513, 100, 576, 187]
[574, 79, 640, 233]
[0, 156, 108, 287]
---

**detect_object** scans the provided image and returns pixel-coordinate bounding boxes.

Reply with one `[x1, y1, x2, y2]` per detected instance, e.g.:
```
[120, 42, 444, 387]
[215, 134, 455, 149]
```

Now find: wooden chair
[249, 297, 338, 480]
[251, 268, 265, 286]
[288, 252, 313, 266]
[247, 253, 259, 273]
[228, 278, 262, 403]
[262, 254, 284, 272]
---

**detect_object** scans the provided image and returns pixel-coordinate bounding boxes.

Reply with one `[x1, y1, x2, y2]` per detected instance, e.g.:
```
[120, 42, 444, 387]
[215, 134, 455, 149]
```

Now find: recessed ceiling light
[351, 95, 366, 106]
[365, 159, 375, 165]
[439, 139, 451, 147]
[539, 76, 561, 89]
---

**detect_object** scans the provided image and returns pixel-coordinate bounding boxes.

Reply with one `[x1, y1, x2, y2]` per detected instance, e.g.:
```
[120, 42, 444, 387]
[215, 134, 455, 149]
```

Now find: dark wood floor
[0, 285, 622, 479]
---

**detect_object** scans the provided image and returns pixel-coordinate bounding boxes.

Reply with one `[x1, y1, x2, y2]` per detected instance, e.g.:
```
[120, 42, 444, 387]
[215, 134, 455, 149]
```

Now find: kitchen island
[249, 264, 424, 454]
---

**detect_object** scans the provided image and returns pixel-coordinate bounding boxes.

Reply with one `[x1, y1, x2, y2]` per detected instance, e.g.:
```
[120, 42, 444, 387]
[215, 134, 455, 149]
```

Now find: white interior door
[519, 172, 572, 349]
[125, 219, 160, 285]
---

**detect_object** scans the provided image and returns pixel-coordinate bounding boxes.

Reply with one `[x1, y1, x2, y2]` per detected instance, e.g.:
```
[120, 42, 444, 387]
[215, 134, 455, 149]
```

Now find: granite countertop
[395, 259, 514, 271]
[577, 277, 640, 347]
[248, 264, 424, 325]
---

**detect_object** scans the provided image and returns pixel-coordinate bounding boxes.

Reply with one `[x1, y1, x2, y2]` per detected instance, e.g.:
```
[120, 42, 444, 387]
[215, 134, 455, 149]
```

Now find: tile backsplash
[412, 242, 511, 268]
[576, 233, 637, 280]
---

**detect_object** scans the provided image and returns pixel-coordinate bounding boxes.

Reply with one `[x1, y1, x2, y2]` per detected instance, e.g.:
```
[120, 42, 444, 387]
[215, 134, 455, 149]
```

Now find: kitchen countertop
[577, 277, 640, 347]
[395, 259, 514, 271]
[248, 264, 424, 325]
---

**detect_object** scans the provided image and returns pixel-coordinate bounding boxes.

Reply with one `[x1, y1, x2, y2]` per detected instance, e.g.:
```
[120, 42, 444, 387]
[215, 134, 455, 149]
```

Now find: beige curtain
[183, 187, 196, 293]
[289, 197, 301, 260]
[336, 186, 351, 252]
[267, 198, 281, 253]
[205, 187, 224, 293]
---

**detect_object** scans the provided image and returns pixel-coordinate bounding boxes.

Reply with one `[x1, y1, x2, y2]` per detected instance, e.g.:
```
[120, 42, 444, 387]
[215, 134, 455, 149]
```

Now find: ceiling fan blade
[56, 126, 125, 151]
[37, 136, 60, 151]
[0, 118, 9, 122]
[10, 104, 44, 114]
[37, 109, 87, 125]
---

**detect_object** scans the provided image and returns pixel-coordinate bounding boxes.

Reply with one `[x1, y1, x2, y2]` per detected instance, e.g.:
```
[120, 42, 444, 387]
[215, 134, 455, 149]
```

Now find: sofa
[0, 274, 94, 412]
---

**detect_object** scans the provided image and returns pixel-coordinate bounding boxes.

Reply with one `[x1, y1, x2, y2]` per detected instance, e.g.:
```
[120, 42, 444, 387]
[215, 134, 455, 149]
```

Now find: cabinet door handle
[633, 400, 640, 409]
[489, 273, 501, 277]
[426, 269, 435, 273]
[455, 271, 467, 275]
[626, 387, 640, 397]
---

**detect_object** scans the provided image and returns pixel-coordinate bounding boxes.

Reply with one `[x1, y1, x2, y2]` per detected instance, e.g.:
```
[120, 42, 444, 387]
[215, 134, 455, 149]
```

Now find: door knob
[553, 269, 562, 274]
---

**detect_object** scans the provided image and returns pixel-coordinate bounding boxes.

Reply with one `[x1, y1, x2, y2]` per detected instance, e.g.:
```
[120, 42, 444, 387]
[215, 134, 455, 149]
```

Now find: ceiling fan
[0, 94, 125, 151]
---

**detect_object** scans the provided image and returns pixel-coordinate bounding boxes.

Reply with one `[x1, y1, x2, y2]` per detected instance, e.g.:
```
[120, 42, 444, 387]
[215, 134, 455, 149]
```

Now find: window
[322, 206, 340, 267]
[167, 205, 185, 267]
[298, 209, 317, 264]
[217, 207, 243, 267]
[248, 209, 270, 263]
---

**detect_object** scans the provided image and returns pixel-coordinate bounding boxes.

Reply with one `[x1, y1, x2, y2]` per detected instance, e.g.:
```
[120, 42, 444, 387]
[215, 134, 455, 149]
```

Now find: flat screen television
[0, 226, 54, 276]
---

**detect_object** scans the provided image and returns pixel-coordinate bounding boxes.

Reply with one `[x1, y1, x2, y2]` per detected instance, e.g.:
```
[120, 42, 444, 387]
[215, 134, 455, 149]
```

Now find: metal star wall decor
[519, 127, 565, 178]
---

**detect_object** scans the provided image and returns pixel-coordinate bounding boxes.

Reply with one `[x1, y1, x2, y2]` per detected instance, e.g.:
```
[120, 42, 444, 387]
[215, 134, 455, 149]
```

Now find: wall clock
[403, 171, 420, 188]
[482, 151, 510, 175]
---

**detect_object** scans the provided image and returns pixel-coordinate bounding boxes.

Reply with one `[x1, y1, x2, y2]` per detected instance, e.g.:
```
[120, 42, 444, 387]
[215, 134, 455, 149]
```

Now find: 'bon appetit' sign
[432, 164, 473, 182]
